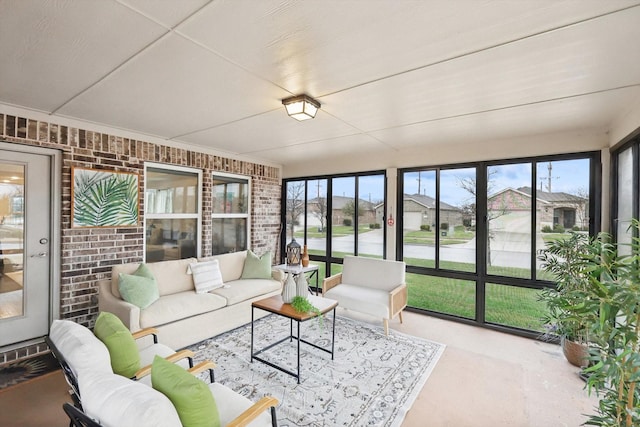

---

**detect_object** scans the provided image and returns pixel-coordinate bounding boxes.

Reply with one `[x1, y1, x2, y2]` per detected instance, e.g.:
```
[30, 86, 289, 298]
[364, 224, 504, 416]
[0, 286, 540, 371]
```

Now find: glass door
[0, 149, 51, 347]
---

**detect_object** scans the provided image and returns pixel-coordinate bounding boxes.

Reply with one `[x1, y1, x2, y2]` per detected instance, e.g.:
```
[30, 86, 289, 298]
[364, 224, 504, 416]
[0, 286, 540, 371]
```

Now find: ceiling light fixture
[282, 94, 320, 121]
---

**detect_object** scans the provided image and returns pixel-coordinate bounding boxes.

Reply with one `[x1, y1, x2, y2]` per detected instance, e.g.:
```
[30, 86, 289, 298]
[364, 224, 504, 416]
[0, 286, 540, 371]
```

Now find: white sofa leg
[383, 318, 389, 336]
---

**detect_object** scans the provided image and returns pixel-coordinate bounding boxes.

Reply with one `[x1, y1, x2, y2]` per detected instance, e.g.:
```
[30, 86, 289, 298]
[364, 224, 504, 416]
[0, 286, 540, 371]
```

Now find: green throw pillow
[151, 356, 220, 427]
[118, 263, 159, 309]
[93, 312, 140, 378]
[241, 250, 272, 279]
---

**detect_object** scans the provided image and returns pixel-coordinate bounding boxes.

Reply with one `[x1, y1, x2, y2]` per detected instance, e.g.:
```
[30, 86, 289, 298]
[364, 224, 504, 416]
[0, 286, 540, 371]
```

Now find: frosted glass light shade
[282, 95, 320, 121]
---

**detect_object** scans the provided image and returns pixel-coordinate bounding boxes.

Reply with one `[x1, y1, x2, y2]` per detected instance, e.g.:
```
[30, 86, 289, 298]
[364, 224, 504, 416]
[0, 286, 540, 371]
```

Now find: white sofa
[322, 256, 407, 335]
[99, 250, 283, 349]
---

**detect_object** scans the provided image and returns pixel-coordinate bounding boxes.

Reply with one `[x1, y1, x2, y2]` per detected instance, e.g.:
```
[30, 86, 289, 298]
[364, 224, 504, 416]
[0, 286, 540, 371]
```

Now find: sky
[402, 158, 591, 207]
[291, 158, 591, 209]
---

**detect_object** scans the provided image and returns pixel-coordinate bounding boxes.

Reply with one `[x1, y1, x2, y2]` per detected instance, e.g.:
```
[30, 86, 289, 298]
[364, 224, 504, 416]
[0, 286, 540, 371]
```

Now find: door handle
[30, 252, 48, 258]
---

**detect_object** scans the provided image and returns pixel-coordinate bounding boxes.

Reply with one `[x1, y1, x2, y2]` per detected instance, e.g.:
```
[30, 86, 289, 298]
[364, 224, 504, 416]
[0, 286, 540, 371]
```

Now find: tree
[457, 169, 508, 266]
[286, 182, 305, 237]
[341, 199, 367, 223]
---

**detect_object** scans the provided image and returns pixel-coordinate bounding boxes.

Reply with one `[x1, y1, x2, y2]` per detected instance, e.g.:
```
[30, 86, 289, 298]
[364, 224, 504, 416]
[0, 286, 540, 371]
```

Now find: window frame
[211, 171, 251, 255]
[144, 162, 203, 261]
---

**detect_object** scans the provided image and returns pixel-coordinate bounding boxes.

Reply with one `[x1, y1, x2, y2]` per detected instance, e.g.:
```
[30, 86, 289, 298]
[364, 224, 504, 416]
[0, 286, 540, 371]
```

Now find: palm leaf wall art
[72, 167, 139, 227]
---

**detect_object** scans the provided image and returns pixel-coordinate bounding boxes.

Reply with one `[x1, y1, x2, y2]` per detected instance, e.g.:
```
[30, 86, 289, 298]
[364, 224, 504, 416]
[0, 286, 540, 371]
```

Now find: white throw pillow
[79, 370, 181, 427]
[188, 260, 224, 294]
[49, 319, 112, 377]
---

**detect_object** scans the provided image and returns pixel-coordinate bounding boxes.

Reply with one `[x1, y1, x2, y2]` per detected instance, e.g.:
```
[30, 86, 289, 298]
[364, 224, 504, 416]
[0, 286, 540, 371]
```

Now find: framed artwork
[71, 167, 139, 228]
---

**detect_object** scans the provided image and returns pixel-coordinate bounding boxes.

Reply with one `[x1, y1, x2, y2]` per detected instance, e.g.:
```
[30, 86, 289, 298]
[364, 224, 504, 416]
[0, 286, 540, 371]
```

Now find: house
[0, 6, 638, 419]
[376, 193, 462, 231]
[488, 186, 589, 231]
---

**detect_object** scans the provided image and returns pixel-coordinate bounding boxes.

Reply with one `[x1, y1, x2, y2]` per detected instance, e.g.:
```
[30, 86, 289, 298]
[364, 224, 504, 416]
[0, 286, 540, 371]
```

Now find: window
[399, 152, 599, 337]
[282, 172, 385, 279]
[612, 136, 639, 255]
[145, 164, 201, 262]
[211, 172, 250, 255]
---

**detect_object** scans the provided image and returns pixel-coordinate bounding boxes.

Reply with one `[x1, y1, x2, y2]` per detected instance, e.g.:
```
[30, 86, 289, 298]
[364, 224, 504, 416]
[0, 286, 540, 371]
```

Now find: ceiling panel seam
[50, 0, 216, 115]
[366, 84, 640, 133]
[317, 3, 640, 100]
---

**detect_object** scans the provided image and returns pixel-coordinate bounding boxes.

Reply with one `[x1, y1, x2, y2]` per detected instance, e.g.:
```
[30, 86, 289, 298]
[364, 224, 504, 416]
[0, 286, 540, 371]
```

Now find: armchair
[63, 360, 278, 427]
[322, 255, 407, 335]
[47, 319, 192, 405]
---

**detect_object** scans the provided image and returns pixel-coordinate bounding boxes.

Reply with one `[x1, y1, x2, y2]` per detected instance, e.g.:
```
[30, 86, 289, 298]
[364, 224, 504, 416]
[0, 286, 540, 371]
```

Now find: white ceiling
[1, 0, 640, 172]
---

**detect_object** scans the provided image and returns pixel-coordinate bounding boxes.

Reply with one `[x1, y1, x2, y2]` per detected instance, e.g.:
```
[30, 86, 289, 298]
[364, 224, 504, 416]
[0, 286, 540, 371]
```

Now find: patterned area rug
[0, 352, 60, 390]
[190, 314, 445, 427]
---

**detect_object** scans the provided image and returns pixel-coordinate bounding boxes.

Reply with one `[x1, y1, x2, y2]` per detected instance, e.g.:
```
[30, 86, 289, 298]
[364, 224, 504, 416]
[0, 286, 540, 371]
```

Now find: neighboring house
[375, 193, 462, 231]
[488, 186, 588, 230]
[305, 196, 377, 229]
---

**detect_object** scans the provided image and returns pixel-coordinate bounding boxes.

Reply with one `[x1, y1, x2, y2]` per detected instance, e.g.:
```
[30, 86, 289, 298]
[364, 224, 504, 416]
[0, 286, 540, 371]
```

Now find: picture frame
[71, 167, 139, 228]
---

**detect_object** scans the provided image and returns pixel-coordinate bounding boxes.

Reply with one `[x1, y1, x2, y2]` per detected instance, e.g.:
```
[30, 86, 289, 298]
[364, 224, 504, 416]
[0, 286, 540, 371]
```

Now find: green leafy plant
[539, 222, 640, 426]
[290, 296, 322, 327]
[538, 231, 594, 343]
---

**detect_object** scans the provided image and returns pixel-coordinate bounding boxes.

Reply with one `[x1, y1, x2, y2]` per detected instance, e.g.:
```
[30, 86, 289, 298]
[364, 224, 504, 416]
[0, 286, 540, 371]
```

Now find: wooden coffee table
[250, 294, 338, 384]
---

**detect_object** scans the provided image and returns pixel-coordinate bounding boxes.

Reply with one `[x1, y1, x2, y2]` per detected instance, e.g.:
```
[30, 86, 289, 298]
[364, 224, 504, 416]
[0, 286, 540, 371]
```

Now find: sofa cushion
[118, 264, 159, 309]
[94, 312, 140, 378]
[152, 356, 220, 427]
[211, 278, 282, 305]
[324, 284, 391, 319]
[341, 256, 406, 292]
[199, 251, 247, 283]
[208, 382, 272, 427]
[189, 260, 224, 294]
[241, 250, 272, 279]
[111, 258, 198, 298]
[49, 319, 112, 377]
[80, 370, 181, 427]
[140, 292, 227, 329]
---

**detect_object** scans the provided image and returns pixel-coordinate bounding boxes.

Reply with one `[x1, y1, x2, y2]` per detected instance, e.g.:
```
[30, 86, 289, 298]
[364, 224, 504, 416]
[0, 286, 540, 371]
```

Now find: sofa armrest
[322, 273, 343, 295]
[389, 283, 408, 318]
[98, 279, 141, 332]
[271, 268, 285, 283]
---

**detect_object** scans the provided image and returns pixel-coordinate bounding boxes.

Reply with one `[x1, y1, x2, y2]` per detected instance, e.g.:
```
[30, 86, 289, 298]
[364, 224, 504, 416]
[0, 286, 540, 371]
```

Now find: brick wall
[0, 113, 281, 364]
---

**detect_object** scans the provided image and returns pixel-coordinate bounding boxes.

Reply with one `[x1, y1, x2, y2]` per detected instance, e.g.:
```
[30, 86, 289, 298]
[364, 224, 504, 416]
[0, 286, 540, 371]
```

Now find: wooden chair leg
[383, 318, 389, 336]
[399, 311, 404, 324]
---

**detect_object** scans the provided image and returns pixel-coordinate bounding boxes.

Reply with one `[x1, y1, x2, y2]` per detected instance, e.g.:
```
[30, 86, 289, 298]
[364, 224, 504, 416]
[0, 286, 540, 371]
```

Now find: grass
[296, 225, 375, 239]
[403, 228, 475, 245]
[304, 252, 553, 333]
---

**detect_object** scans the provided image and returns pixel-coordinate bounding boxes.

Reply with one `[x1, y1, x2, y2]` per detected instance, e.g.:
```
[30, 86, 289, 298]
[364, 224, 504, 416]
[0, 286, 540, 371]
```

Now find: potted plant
[539, 221, 640, 426]
[538, 231, 593, 367]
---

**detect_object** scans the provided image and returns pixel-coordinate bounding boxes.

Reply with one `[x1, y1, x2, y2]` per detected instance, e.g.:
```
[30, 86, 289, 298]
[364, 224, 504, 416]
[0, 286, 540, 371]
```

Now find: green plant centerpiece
[290, 296, 322, 327]
[538, 221, 640, 426]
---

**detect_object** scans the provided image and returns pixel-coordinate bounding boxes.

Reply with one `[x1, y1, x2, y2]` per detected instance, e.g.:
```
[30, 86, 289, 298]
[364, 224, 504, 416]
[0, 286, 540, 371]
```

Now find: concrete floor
[0, 309, 598, 427]
[384, 310, 598, 427]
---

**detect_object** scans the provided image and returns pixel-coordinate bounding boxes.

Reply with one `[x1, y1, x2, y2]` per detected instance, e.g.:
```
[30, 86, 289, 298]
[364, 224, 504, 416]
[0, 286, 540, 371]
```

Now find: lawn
[304, 253, 551, 332]
[403, 227, 475, 245]
[295, 225, 374, 239]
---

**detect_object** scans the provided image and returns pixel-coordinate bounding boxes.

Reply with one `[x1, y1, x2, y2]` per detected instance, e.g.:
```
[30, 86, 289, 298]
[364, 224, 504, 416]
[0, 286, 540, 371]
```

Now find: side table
[273, 263, 320, 295]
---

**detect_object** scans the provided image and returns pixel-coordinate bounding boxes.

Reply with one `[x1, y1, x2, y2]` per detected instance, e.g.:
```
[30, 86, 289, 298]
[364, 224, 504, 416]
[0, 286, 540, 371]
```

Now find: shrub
[369, 223, 381, 229]
[572, 225, 580, 231]
[440, 222, 449, 231]
[454, 225, 466, 232]
[553, 224, 565, 233]
[541, 225, 553, 233]
[343, 218, 352, 226]
[420, 224, 431, 232]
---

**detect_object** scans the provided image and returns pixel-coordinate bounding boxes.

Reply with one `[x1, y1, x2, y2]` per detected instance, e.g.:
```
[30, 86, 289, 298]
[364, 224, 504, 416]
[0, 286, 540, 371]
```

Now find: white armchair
[322, 255, 407, 335]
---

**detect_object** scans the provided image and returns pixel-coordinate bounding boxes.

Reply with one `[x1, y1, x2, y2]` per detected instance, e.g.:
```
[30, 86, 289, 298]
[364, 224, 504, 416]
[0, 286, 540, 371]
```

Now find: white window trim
[144, 162, 203, 259]
[212, 171, 251, 252]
